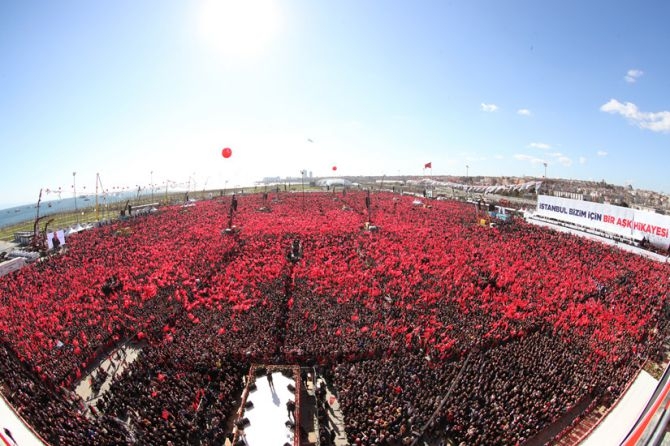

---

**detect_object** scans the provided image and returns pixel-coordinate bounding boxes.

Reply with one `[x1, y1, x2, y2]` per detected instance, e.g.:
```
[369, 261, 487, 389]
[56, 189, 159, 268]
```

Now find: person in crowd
[267, 371, 274, 390]
[287, 399, 296, 421]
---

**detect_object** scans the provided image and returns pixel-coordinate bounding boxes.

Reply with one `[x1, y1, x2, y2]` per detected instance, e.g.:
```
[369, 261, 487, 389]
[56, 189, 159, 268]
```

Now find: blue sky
[1, 0, 668, 208]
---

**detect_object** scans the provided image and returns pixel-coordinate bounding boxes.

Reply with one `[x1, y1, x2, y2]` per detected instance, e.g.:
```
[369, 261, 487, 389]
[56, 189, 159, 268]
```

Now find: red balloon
[222, 147, 232, 158]
[332, 166, 337, 171]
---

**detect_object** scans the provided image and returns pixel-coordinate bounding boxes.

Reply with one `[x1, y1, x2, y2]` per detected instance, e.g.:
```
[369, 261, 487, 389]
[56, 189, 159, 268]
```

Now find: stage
[0, 391, 45, 446]
[234, 366, 298, 446]
[582, 369, 658, 445]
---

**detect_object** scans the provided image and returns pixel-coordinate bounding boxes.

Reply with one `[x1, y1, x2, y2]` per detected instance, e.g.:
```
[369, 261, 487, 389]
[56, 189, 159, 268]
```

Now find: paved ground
[317, 375, 348, 446]
[74, 344, 141, 418]
[0, 240, 17, 252]
[292, 370, 348, 446]
[301, 372, 320, 445]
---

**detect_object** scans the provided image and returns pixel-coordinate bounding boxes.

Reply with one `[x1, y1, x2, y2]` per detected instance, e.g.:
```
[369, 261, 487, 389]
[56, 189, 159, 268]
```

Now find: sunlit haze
[0, 0, 668, 208]
[197, 0, 282, 58]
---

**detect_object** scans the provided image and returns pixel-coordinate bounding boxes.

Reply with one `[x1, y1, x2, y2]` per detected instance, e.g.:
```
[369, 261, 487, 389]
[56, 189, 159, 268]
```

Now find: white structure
[314, 178, 357, 188]
[243, 371, 296, 445]
[0, 393, 45, 445]
[582, 370, 658, 445]
[536, 195, 670, 250]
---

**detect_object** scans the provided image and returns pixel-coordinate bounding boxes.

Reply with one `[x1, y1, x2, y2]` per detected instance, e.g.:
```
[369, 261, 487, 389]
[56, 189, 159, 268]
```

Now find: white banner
[536, 195, 670, 249]
[0, 258, 26, 278]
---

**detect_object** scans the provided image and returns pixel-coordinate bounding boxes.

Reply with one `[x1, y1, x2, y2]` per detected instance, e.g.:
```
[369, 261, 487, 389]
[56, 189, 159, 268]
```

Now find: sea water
[0, 193, 135, 229]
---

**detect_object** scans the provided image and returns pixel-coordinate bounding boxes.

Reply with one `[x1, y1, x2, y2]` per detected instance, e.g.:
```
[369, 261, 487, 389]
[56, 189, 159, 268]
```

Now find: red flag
[193, 388, 205, 411]
[424, 162, 432, 169]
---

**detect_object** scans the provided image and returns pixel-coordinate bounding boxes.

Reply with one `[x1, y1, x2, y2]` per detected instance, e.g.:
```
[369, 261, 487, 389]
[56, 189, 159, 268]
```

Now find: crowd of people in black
[0, 191, 669, 445]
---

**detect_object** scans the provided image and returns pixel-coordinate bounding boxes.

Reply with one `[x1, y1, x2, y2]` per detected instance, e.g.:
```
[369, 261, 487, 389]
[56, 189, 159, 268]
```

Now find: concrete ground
[316, 375, 348, 446]
[0, 240, 17, 253]
[74, 344, 141, 418]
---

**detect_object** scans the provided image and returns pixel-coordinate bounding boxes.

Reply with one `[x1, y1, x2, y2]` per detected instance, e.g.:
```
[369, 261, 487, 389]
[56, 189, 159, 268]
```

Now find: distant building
[554, 191, 584, 201]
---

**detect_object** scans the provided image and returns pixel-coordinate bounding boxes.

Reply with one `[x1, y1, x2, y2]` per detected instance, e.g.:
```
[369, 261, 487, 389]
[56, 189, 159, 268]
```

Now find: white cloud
[481, 103, 499, 112]
[600, 99, 670, 133]
[597, 150, 608, 157]
[494, 154, 504, 160]
[517, 109, 532, 116]
[624, 69, 644, 83]
[557, 156, 572, 167]
[528, 142, 551, 150]
[514, 154, 545, 165]
[579, 156, 587, 165]
[545, 151, 573, 166]
[516, 150, 572, 167]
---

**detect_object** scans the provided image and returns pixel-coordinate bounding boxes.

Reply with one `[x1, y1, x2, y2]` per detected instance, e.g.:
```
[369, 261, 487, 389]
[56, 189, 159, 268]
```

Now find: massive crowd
[0, 191, 669, 445]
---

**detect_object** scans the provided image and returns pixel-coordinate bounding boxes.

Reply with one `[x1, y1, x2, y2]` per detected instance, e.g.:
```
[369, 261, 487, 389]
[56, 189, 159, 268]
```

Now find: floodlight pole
[73, 171, 78, 223]
[300, 170, 306, 211]
[95, 172, 99, 222]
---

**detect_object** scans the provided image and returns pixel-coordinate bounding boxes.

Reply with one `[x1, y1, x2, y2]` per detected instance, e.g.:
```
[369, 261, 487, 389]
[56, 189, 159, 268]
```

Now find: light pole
[300, 169, 306, 211]
[543, 162, 547, 179]
[150, 171, 154, 202]
[73, 171, 78, 220]
[466, 165, 469, 182]
[164, 180, 171, 202]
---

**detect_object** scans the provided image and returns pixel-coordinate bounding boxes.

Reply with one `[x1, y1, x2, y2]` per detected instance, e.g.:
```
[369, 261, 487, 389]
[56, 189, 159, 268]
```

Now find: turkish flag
[424, 162, 432, 169]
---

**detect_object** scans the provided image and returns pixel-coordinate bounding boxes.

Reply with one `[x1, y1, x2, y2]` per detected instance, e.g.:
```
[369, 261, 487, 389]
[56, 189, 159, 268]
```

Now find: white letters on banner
[536, 195, 670, 249]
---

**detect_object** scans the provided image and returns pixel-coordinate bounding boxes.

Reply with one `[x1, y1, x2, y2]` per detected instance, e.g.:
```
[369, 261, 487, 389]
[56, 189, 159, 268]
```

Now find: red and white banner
[536, 195, 670, 249]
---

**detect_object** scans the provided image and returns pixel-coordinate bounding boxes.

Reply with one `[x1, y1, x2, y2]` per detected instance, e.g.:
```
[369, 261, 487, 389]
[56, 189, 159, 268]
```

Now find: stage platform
[234, 366, 298, 446]
[0, 391, 45, 445]
[582, 369, 658, 445]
